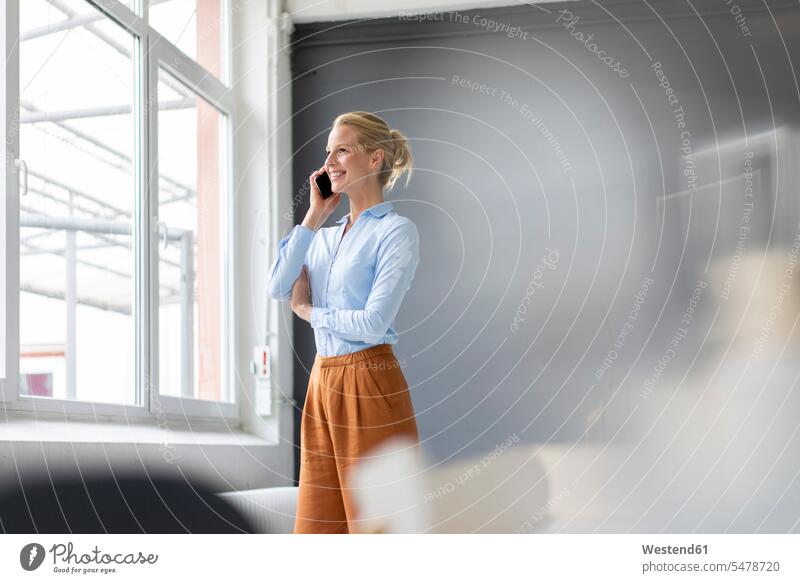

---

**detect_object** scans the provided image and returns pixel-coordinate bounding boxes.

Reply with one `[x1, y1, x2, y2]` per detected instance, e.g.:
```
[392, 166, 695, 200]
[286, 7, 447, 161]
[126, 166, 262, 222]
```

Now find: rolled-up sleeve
[267, 224, 315, 301]
[310, 220, 419, 343]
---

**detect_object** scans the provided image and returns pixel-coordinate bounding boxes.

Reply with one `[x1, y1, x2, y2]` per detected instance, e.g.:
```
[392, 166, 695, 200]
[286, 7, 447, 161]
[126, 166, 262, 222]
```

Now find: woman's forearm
[301, 209, 326, 232]
[289, 265, 313, 322]
[292, 303, 313, 323]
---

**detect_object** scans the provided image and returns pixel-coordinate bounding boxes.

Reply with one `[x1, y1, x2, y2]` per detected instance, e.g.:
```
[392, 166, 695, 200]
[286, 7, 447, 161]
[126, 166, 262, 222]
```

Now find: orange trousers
[293, 343, 419, 534]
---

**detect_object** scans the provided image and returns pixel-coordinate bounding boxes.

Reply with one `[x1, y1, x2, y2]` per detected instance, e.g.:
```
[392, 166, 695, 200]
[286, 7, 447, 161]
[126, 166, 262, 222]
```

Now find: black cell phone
[315, 170, 334, 199]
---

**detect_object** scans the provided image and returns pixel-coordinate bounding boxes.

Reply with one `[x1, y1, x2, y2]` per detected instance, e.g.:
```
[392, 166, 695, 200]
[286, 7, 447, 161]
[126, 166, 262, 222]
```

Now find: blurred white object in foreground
[350, 436, 551, 533]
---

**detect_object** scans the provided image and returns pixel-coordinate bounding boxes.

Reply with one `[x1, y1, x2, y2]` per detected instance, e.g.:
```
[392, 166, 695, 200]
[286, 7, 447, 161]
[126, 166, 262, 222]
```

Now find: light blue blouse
[267, 201, 420, 356]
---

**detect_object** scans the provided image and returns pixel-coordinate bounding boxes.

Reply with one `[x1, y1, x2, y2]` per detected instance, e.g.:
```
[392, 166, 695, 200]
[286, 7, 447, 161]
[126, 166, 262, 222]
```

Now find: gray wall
[288, 0, 800, 474]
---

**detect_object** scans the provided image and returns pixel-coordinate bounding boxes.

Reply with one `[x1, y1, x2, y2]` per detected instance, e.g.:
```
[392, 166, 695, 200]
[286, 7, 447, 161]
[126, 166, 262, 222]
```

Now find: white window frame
[1, 0, 238, 424]
[148, 30, 237, 419]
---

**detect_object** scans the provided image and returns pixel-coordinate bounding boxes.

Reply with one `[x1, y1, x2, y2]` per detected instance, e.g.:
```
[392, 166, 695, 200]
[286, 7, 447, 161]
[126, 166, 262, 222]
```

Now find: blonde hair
[332, 111, 413, 192]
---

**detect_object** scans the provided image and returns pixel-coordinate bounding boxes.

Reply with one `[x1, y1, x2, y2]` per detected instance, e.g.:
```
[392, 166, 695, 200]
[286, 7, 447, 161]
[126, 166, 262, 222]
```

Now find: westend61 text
[642, 544, 708, 555]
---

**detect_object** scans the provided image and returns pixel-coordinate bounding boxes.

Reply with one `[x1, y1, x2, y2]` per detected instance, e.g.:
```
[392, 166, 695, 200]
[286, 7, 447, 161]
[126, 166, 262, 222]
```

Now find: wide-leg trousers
[293, 343, 419, 534]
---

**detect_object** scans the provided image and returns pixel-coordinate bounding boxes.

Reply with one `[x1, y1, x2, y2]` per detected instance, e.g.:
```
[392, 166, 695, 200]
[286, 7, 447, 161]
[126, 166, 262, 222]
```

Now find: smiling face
[324, 124, 384, 194]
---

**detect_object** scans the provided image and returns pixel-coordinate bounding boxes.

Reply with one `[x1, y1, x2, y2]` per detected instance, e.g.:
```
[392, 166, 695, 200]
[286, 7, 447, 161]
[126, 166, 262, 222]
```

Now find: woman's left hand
[291, 265, 313, 322]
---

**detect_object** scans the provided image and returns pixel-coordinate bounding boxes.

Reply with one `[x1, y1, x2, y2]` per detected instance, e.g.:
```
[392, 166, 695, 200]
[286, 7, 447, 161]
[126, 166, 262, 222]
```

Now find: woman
[267, 112, 420, 534]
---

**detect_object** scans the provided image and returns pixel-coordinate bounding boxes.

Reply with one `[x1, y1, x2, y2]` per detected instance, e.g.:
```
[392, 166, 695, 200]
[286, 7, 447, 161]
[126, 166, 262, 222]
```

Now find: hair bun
[333, 112, 413, 191]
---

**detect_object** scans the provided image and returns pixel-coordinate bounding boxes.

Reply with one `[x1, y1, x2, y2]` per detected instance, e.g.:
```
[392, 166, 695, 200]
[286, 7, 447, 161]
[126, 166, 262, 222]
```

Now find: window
[156, 67, 230, 402]
[19, 0, 137, 405]
[148, 0, 227, 82]
[1, 0, 235, 421]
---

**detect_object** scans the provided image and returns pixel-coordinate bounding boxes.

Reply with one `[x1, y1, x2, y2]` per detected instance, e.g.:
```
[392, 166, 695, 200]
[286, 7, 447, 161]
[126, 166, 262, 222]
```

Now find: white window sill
[0, 414, 277, 447]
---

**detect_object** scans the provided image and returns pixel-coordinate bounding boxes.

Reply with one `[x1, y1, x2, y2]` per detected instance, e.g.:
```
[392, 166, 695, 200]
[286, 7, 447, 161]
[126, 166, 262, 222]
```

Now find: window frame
[1, 0, 238, 424]
[148, 30, 237, 419]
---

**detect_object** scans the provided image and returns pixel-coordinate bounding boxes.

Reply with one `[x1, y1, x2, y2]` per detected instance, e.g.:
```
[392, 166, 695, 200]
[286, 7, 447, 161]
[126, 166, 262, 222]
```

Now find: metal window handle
[14, 158, 28, 196]
[158, 221, 169, 250]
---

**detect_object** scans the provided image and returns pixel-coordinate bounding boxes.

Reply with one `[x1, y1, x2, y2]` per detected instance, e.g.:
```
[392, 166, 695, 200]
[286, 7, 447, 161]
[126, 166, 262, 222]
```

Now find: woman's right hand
[303, 165, 342, 231]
